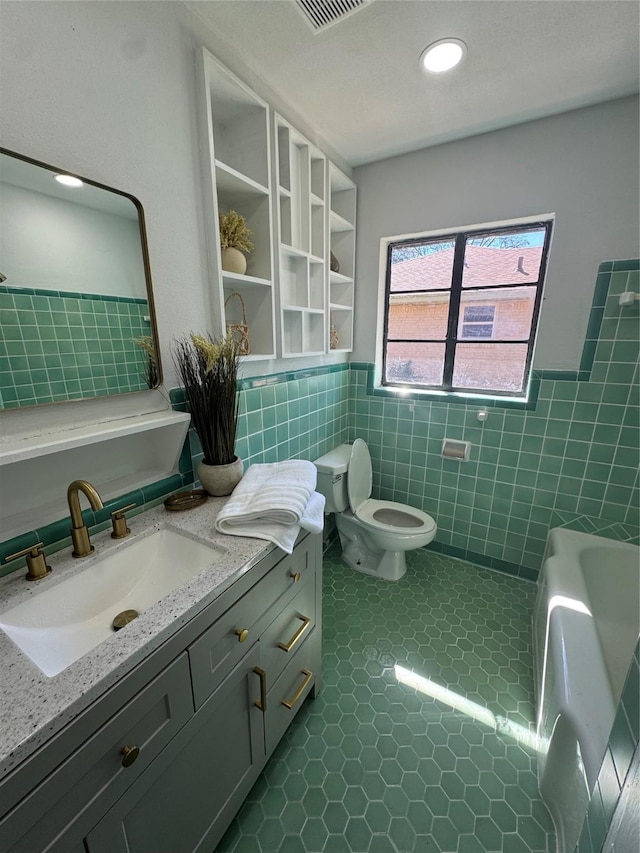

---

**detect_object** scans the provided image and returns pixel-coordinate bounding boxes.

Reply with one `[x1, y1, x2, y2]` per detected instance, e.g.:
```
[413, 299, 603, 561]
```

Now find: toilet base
[333, 507, 436, 583]
[342, 542, 407, 581]
[337, 517, 408, 581]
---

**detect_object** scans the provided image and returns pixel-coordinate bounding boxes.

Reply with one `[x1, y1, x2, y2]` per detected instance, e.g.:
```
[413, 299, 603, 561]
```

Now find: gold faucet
[67, 480, 104, 558]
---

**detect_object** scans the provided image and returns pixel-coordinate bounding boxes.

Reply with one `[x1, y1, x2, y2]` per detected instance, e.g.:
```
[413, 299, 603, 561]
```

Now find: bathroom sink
[0, 528, 222, 677]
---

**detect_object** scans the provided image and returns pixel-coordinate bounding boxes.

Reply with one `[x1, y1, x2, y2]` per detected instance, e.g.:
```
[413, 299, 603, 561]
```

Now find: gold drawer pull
[277, 615, 311, 653]
[121, 745, 140, 767]
[290, 571, 301, 583]
[282, 669, 313, 710]
[253, 666, 267, 712]
[235, 628, 249, 643]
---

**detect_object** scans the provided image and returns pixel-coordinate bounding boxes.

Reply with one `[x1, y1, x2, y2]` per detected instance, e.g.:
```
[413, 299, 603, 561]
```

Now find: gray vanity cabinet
[86, 533, 322, 853]
[0, 531, 322, 853]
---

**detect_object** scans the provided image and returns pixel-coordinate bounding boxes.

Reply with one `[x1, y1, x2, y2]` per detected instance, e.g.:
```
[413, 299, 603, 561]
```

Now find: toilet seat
[347, 439, 436, 535]
[355, 499, 437, 534]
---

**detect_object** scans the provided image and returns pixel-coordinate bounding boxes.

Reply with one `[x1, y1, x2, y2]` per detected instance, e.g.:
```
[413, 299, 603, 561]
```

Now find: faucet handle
[5, 542, 52, 582]
[110, 504, 137, 539]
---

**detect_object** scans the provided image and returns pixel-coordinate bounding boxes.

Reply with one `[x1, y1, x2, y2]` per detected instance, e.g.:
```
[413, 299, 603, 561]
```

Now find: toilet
[314, 439, 437, 581]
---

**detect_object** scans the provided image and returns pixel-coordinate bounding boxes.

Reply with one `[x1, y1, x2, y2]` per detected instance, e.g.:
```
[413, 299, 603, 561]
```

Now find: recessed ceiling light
[54, 174, 83, 188]
[420, 38, 467, 74]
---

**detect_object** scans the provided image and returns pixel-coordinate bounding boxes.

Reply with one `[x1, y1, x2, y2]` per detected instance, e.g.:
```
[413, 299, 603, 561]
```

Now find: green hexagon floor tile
[216, 543, 555, 853]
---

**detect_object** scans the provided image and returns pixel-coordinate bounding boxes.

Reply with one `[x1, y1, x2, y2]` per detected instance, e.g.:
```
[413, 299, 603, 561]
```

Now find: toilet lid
[347, 439, 372, 514]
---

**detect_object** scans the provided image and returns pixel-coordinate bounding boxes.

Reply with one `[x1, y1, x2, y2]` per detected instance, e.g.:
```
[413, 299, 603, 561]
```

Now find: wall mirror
[0, 148, 161, 410]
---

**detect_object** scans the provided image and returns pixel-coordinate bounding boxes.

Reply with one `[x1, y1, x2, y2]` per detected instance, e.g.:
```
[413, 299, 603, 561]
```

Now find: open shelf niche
[274, 114, 327, 357]
[328, 163, 356, 353]
[198, 48, 276, 359]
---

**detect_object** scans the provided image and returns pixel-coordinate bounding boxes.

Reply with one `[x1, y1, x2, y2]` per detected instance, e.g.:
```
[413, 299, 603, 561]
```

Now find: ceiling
[188, 0, 640, 167]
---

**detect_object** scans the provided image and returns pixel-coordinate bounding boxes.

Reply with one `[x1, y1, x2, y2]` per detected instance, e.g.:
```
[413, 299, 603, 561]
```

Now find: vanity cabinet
[0, 532, 322, 853]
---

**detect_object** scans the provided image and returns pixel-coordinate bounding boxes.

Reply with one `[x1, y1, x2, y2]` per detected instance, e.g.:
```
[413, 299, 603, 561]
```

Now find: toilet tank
[314, 444, 351, 513]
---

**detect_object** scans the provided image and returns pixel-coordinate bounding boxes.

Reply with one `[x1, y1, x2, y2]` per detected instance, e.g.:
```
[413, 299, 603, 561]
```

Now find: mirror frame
[0, 147, 162, 410]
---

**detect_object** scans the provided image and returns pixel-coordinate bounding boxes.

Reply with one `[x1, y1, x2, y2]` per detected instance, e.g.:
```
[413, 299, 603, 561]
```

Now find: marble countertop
[0, 499, 274, 780]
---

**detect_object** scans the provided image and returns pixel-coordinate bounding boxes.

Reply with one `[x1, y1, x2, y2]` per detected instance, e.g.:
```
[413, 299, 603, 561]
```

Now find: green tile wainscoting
[0, 285, 152, 409]
[1, 260, 637, 582]
[350, 260, 639, 580]
[172, 362, 351, 480]
[0, 364, 350, 577]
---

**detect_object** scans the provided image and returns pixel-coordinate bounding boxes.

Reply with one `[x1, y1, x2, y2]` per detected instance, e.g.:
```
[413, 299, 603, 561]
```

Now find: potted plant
[219, 209, 254, 275]
[173, 332, 243, 496]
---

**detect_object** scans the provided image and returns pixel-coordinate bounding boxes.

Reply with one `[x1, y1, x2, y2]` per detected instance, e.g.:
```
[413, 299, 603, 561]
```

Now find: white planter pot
[221, 247, 247, 275]
[197, 457, 244, 497]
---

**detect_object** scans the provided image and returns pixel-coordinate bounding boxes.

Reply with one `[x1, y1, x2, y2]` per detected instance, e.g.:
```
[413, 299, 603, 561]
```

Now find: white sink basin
[0, 528, 222, 677]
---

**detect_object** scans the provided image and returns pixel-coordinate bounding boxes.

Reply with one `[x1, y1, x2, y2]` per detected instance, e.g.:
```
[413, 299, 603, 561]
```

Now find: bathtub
[533, 528, 640, 853]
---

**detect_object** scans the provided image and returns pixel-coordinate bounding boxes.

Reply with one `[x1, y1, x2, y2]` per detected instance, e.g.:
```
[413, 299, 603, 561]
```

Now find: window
[460, 305, 495, 340]
[381, 217, 553, 398]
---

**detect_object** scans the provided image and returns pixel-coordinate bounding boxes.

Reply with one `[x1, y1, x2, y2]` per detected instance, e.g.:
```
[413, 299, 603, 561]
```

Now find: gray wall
[353, 96, 640, 371]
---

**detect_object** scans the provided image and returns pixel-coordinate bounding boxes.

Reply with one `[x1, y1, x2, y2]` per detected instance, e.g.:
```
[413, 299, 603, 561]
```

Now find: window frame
[380, 217, 554, 400]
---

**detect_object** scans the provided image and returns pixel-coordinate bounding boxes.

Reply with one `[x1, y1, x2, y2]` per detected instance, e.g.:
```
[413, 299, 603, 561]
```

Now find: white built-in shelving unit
[274, 115, 327, 357]
[198, 49, 357, 360]
[327, 163, 356, 353]
[198, 48, 276, 359]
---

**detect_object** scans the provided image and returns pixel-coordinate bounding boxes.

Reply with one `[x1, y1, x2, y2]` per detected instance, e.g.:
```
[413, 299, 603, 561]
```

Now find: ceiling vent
[295, 0, 371, 33]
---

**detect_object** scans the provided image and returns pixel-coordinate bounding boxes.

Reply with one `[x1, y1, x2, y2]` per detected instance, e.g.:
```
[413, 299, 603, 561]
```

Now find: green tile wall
[3, 261, 636, 582]
[350, 261, 639, 579]
[576, 639, 640, 853]
[181, 364, 350, 473]
[0, 286, 151, 408]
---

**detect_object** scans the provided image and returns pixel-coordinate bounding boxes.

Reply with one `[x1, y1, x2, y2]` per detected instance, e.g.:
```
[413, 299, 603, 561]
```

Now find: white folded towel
[214, 461, 326, 553]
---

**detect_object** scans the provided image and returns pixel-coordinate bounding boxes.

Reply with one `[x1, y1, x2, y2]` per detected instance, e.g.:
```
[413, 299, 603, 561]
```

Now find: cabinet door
[86, 645, 265, 853]
[0, 655, 192, 853]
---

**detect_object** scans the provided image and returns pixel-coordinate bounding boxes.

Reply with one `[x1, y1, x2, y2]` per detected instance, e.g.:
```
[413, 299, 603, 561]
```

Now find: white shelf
[0, 411, 191, 541]
[197, 53, 357, 361]
[329, 210, 354, 233]
[328, 163, 356, 353]
[214, 161, 269, 197]
[274, 114, 327, 357]
[198, 48, 276, 359]
[0, 410, 190, 466]
[221, 271, 272, 287]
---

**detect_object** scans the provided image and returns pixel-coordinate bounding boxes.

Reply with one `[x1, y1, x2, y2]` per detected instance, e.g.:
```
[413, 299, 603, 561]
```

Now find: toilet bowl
[314, 439, 437, 581]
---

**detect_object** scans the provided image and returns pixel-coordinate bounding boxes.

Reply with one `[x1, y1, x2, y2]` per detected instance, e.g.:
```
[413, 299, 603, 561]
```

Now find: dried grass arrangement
[219, 210, 254, 253]
[173, 332, 241, 467]
[132, 334, 158, 389]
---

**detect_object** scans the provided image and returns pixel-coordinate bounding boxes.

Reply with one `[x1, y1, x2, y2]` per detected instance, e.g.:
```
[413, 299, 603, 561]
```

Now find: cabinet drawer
[260, 573, 316, 687]
[0, 655, 193, 853]
[265, 628, 321, 756]
[189, 535, 313, 708]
